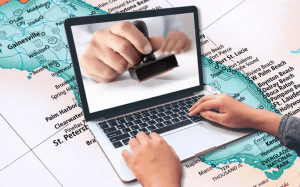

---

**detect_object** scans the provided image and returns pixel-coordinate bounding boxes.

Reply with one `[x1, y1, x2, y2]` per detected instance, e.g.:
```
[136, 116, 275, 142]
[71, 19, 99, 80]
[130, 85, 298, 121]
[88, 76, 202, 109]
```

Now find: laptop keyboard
[97, 95, 204, 148]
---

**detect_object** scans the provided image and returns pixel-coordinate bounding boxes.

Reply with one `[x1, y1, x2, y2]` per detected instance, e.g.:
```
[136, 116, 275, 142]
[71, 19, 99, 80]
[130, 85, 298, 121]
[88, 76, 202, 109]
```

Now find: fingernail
[144, 44, 152, 54]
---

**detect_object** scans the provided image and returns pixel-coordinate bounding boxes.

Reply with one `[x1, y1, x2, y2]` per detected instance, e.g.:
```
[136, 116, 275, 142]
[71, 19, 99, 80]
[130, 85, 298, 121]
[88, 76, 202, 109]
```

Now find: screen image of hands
[79, 20, 191, 83]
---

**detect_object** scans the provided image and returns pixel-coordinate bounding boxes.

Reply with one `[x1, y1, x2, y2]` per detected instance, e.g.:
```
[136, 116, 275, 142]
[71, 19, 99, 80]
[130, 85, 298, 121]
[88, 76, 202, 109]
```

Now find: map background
[1, 0, 300, 186]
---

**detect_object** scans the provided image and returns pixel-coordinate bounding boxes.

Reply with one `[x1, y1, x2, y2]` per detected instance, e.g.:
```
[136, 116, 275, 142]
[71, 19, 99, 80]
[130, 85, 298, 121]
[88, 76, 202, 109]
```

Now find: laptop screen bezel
[64, 6, 203, 121]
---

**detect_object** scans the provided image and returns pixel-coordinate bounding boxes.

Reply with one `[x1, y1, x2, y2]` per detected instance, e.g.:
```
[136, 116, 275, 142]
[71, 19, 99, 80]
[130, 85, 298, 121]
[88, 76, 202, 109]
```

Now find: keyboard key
[179, 116, 188, 120]
[178, 100, 185, 103]
[172, 104, 180, 108]
[186, 105, 193, 108]
[147, 120, 156, 125]
[122, 138, 130, 145]
[164, 106, 173, 111]
[98, 121, 108, 125]
[155, 118, 164, 123]
[130, 130, 138, 137]
[134, 114, 143, 119]
[172, 109, 180, 113]
[133, 112, 141, 115]
[112, 141, 123, 148]
[141, 117, 151, 122]
[140, 123, 148, 128]
[178, 111, 186, 116]
[178, 103, 186, 106]
[149, 108, 157, 112]
[150, 111, 158, 115]
[126, 117, 135, 122]
[122, 128, 131, 133]
[142, 112, 151, 117]
[99, 123, 109, 129]
[188, 115, 202, 122]
[133, 120, 143, 124]
[109, 133, 130, 142]
[139, 128, 149, 134]
[186, 101, 193, 105]
[171, 114, 179, 118]
[147, 125, 157, 131]
[171, 118, 180, 123]
[103, 127, 117, 134]
[117, 119, 126, 124]
[163, 116, 172, 120]
[152, 120, 193, 135]
[131, 125, 140, 130]
[108, 119, 116, 123]
[109, 122, 118, 126]
[156, 123, 165, 128]
[163, 121, 173, 125]
[106, 130, 122, 138]
[157, 109, 166, 113]
[157, 113, 166, 117]
[165, 111, 173, 115]
[116, 124, 126, 129]
[179, 107, 188, 111]
[149, 115, 158, 119]
[125, 122, 134, 127]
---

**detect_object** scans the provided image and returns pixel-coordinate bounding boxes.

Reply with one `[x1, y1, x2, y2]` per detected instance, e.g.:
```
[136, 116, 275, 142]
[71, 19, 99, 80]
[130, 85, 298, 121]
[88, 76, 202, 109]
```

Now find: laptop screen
[65, 7, 203, 120]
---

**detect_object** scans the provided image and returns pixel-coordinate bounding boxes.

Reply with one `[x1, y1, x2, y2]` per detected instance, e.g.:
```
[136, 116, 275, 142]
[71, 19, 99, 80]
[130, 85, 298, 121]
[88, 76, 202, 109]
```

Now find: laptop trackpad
[163, 124, 226, 161]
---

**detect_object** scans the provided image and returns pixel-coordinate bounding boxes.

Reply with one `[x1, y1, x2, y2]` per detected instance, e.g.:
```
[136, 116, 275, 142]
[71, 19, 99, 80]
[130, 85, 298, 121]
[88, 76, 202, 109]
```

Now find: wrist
[250, 109, 282, 137]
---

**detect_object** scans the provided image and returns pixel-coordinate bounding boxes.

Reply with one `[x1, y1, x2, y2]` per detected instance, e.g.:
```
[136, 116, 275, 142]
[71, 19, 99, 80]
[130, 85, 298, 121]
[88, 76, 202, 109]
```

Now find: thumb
[149, 36, 165, 52]
[200, 111, 222, 124]
[122, 149, 133, 165]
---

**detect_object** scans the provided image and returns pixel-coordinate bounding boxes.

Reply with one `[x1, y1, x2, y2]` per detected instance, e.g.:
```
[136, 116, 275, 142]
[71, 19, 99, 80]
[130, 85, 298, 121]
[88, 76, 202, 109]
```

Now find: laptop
[64, 6, 252, 182]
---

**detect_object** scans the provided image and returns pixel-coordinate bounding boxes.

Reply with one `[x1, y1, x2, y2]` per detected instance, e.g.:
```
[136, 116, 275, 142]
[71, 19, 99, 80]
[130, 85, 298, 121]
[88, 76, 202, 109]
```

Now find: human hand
[159, 30, 191, 56]
[80, 21, 164, 83]
[122, 132, 182, 187]
[189, 93, 282, 136]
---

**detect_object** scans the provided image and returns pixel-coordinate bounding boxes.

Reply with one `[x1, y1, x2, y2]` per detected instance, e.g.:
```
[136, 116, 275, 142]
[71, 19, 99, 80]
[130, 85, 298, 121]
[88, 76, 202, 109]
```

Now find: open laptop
[64, 6, 252, 183]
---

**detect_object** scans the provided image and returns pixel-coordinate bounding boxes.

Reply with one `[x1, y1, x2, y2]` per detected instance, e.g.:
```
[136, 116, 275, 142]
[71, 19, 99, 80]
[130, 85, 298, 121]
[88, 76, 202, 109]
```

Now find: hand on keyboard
[189, 93, 257, 128]
[122, 132, 182, 187]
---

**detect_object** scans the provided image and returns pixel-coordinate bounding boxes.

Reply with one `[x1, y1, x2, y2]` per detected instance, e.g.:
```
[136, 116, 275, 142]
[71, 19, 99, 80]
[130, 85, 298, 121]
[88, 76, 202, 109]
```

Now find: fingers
[171, 40, 186, 54]
[96, 31, 140, 66]
[80, 54, 118, 80]
[149, 36, 165, 52]
[189, 95, 217, 112]
[96, 46, 128, 74]
[159, 31, 191, 55]
[122, 149, 133, 165]
[189, 99, 220, 116]
[110, 21, 152, 55]
[129, 138, 140, 153]
[136, 131, 150, 145]
[148, 132, 162, 141]
[90, 74, 119, 83]
[200, 111, 223, 124]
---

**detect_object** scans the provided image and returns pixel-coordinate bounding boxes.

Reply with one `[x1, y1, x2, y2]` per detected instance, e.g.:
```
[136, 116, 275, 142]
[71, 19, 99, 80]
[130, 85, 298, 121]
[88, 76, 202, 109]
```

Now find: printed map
[0, 0, 299, 186]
